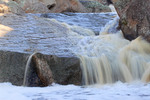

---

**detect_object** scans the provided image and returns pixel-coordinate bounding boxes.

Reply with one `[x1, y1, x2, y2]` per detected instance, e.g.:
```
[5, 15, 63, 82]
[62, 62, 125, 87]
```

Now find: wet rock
[25, 53, 81, 87]
[0, 12, 114, 86]
[43, 54, 81, 85]
[24, 53, 54, 87]
[112, 0, 150, 41]
[0, 13, 82, 86]
[0, 50, 28, 86]
[0, 51, 81, 86]
[32, 54, 54, 86]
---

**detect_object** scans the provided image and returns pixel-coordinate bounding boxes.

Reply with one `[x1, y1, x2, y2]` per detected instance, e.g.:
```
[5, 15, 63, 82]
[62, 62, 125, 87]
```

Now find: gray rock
[0, 14, 82, 86]
[0, 12, 114, 86]
[0, 50, 28, 86]
[0, 51, 81, 86]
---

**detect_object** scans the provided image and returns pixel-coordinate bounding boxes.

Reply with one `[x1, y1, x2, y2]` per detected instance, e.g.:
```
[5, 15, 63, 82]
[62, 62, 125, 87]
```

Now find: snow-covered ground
[0, 82, 150, 100]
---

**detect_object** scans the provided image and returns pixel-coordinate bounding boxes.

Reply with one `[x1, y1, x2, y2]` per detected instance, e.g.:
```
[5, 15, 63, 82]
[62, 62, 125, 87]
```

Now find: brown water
[75, 14, 150, 85]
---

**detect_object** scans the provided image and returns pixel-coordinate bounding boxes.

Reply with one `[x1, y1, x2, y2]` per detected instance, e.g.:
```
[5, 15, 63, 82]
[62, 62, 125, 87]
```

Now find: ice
[0, 82, 150, 100]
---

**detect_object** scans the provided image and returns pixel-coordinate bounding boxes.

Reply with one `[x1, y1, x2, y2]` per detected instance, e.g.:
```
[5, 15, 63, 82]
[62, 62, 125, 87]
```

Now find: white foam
[0, 82, 150, 100]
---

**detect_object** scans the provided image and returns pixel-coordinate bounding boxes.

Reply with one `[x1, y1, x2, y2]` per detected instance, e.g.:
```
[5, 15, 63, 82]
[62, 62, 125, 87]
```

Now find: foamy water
[70, 5, 150, 86]
[0, 82, 150, 100]
[0, 5, 150, 100]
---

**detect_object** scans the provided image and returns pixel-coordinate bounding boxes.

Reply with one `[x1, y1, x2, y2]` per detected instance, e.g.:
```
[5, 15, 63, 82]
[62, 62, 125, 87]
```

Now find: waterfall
[23, 52, 36, 86]
[73, 5, 150, 86]
[77, 31, 132, 85]
[77, 23, 150, 86]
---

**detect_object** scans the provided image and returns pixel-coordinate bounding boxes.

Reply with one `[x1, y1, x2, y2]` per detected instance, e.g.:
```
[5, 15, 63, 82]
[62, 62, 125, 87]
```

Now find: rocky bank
[0, 0, 111, 13]
[112, 0, 150, 41]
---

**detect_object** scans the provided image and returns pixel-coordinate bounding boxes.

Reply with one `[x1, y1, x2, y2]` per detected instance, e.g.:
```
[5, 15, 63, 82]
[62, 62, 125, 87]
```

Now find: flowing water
[0, 5, 150, 100]
[23, 52, 37, 86]
[28, 9, 150, 86]
[77, 29, 150, 85]
[68, 5, 150, 86]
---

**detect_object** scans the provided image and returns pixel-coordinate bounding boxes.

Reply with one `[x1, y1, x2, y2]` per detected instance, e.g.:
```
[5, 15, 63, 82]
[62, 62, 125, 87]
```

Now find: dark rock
[47, 4, 56, 10]
[107, 0, 113, 5]
[32, 54, 54, 86]
[31, 53, 82, 86]
[24, 53, 54, 87]
[45, 55, 81, 85]
[0, 12, 114, 87]
[0, 51, 81, 86]
[112, 0, 150, 41]
[0, 50, 28, 86]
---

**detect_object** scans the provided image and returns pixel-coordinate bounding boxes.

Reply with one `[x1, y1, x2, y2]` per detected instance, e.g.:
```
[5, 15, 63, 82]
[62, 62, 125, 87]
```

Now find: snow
[0, 82, 150, 100]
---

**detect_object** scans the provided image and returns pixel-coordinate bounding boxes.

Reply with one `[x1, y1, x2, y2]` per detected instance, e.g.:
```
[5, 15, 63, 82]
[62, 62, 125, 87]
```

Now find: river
[0, 10, 150, 100]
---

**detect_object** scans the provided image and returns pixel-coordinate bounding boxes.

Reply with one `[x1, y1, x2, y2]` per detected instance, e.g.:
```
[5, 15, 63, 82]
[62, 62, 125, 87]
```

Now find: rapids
[58, 5, 150, 86]
[0, 4, 150, 100]
[77, 27, 150, 85]
[72, 14, 150, 86]
[34, 10, 150, 86]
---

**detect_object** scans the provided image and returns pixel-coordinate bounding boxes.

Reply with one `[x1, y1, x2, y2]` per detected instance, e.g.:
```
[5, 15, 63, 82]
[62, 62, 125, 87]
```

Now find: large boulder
[7, 0, 87, 13]
[0, 51, 28, 86]
[50, 0, 87, 13]
[0, 0, 112, 13]
[79, 0, 111, 12]
[112, 0, 150, 41]
[0, 0, 56, 13]
[15, 0, 50, 13]
[0, 51, 81, 87]
[0, 13, 82, 86]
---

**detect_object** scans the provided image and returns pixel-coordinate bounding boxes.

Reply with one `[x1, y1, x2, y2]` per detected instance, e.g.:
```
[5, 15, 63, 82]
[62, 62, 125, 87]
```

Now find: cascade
[23, 52, 36, 86]
[75, 5, 150, 86]
[21, 5, 150, 86]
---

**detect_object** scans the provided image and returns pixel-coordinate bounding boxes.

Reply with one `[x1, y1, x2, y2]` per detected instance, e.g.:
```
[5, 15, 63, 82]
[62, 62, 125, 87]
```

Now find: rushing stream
[39, 12, 150, 86]
[69, 14, 150, 85]
[0, 6, 150, 100]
